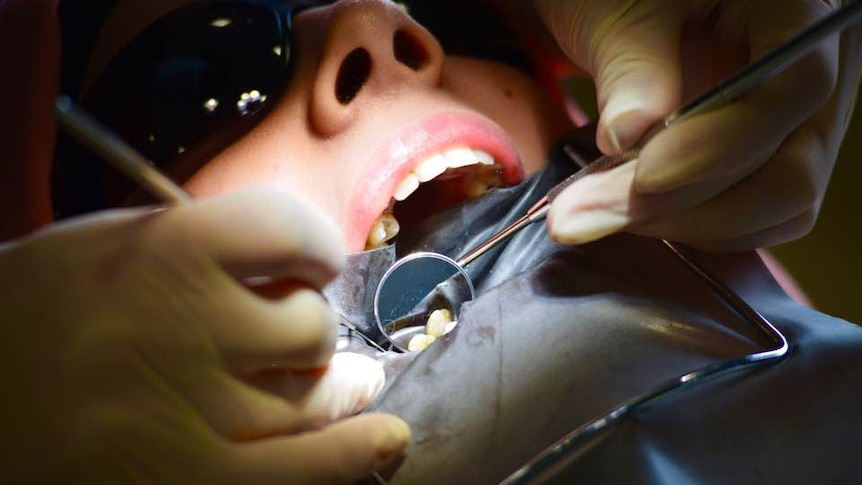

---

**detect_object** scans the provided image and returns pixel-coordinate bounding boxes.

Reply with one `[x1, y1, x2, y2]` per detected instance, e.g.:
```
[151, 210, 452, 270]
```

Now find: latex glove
[0, 189, 410, 484]
[534, 0, 862, 250]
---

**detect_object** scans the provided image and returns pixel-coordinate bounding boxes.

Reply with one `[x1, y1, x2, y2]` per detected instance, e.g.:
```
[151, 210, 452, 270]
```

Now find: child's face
[88, 0, 573, 252]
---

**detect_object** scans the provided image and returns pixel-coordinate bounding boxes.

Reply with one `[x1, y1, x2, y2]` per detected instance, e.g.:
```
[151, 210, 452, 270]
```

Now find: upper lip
[346, 110, 523, 252]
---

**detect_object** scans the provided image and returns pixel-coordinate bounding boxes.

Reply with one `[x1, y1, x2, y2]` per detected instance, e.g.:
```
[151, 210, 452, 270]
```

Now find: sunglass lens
[83, 2, 290, 167]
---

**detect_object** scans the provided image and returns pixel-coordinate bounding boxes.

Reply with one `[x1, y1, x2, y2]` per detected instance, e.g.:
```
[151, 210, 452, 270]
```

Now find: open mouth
[364, 146, 505, 250]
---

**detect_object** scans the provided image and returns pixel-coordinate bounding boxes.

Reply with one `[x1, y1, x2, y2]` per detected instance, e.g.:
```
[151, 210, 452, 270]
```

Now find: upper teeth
[393, 147, 496, 201]
[364, 146, 503, 250]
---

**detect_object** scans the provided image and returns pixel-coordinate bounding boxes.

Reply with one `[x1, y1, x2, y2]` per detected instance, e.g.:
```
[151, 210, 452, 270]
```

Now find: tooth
[394, 173, 420, 201]
[365, 213, 400, 249]
[473, 149, 494, 165]
[465, 177, 490, 198]
[443, 147, 478, 168]
[414, 154, 448, 182]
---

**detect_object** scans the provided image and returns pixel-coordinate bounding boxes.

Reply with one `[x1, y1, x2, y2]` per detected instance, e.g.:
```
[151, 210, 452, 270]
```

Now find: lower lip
[346, 111, 523, 252]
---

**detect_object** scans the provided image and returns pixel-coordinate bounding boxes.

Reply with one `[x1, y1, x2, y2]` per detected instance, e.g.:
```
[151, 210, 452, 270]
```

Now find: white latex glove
[0, 189, 409, 484]
[534, 0, 862, 250]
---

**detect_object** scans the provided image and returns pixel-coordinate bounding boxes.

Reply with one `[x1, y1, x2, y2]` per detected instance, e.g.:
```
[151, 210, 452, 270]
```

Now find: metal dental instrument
[373, 0, 862, 352]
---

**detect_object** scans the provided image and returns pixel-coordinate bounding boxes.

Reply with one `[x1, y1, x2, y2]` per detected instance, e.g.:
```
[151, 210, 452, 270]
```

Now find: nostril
[393, 29, 428, 71]
[335, 48, 372, 104]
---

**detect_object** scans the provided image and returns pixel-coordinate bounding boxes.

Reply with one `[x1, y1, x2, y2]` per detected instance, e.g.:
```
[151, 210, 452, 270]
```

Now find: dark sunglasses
[54, 0, 337, 216]
[52, 0, 530, 218]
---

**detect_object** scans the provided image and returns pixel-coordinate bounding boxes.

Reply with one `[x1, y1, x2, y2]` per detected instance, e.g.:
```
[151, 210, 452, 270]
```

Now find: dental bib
[325, 128, 862, 485]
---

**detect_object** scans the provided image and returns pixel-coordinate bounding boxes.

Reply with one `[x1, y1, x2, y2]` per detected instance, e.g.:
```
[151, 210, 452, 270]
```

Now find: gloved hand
[534, 0, 862, 250]
[0, 189, 410, 484]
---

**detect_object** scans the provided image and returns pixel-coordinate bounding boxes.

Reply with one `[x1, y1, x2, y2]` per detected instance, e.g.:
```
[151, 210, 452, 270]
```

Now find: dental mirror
[374, 0, 862, 352]
[374, 252, 474, 352]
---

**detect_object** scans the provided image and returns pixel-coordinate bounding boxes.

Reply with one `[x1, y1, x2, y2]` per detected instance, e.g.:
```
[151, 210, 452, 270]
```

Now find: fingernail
[550, 209, 630, 245]
[606, 124, 623, 153]
[373, 419, 412, 465]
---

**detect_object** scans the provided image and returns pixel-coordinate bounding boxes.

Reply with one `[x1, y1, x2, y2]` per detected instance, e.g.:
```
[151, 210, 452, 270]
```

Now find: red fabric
[0, 0, 60, 241]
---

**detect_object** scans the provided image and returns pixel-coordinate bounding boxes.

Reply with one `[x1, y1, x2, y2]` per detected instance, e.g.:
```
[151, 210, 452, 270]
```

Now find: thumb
[237, 412, 412, 485]
[300, 352, 388, 422]
[535, 1, 685, 153]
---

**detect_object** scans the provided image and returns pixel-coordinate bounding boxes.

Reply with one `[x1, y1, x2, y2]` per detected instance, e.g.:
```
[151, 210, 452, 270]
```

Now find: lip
[346, 111, 523, 252]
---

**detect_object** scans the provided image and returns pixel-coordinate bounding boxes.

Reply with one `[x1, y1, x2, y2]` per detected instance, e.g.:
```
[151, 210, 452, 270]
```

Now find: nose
[296, 0, 445, 136]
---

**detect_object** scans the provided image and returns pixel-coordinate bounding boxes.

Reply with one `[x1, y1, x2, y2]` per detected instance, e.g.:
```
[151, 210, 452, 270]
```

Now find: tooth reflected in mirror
[407, 308, 457, 352]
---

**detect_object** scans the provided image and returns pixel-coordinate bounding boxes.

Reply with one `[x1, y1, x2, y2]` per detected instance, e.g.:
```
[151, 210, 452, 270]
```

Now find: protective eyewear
[54, 0, 334, 215]
[52, 0, 528, 217]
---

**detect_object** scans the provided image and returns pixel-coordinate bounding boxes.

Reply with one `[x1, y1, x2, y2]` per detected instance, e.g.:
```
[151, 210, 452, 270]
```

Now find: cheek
[443, 58, 573, 174]
[183, 141, 289, 197]
[181, 134, 347, 228]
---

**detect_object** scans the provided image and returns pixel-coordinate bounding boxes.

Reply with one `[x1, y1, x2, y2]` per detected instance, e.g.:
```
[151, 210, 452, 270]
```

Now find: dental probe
[457, 0, 862, 267]
[54, 95, 193, 206]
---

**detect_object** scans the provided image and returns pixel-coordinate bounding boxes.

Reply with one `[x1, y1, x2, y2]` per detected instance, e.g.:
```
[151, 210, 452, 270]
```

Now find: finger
[122, 234, 339, 370]
[229, 413, 411, 485]
[547, 153, 753, 245]
[630, 17, 862, 249]
[122, 353, 383, 447]
[632, 124, 830, 246]
[161, 363, 312, 442]
[548, 159, 639, 244]
[154, 188, 345, 289]
[635, 2, 840, 194]
[201, 285, 340, 370]
[534, 0, 686, 153]
[246, 352, 386, 426]
[679, 211, 817, 252]
[549, 4, 847, 246]
[549, 135, 814, 247]
[30, 203, 340, 370]
[140, 189, 346, 369]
